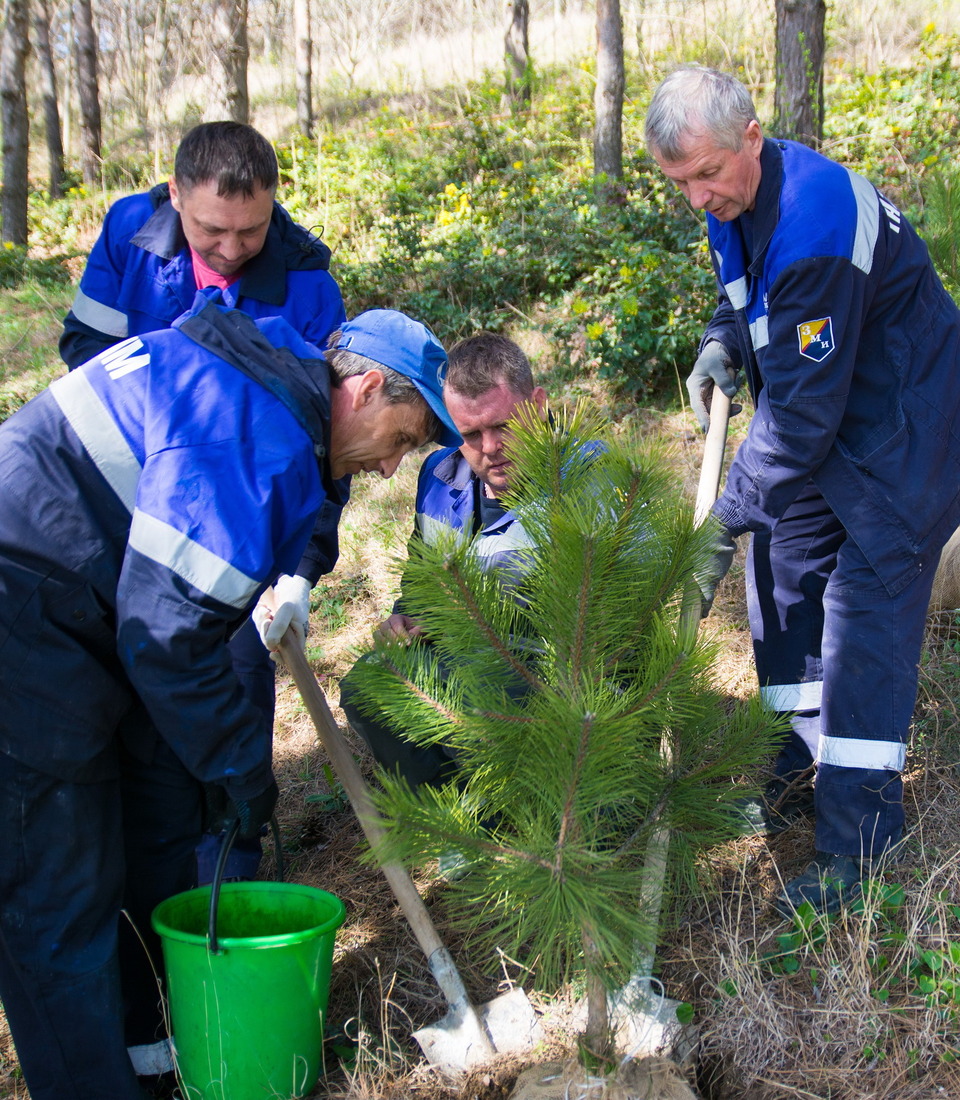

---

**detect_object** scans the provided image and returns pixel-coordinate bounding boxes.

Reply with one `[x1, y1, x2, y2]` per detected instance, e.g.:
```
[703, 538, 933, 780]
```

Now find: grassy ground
[3, 286, 960, 1098]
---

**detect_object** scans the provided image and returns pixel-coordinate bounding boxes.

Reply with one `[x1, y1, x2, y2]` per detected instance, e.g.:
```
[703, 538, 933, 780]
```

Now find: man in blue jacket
[60, 121, 347, 749]
[339, 332, 548, 792]
[0, 295, 460, 1100]
[60, 122, 349, 938]
[645, 66, 960, 916]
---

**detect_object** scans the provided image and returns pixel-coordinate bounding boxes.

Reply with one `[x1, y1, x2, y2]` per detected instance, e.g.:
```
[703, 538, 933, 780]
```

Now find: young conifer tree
[346, 401, 779, 1056]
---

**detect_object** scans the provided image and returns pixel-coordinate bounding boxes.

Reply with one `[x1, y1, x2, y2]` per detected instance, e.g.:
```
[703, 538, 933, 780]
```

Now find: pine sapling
[346, 401, 781, 1059]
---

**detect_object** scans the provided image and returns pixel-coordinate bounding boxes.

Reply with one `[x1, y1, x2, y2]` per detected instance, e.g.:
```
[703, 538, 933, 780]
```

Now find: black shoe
[732, 780, 814, 837]
[139, 1072, 181, 1099]
[774, 853, 868, 918]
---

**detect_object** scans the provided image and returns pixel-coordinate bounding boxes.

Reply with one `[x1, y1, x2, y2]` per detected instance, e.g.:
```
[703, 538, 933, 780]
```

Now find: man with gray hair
[645, 65, 960, 915]
[0, 296, 459, 1100]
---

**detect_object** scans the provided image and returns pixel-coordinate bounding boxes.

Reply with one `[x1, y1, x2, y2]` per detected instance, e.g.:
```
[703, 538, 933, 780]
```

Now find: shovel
[608, 386, 732, 1059]
[273, 622, 542, 1073]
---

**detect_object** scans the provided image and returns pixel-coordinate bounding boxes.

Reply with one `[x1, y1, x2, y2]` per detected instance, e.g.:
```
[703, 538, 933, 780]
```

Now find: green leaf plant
[346, 400, 782, 1060]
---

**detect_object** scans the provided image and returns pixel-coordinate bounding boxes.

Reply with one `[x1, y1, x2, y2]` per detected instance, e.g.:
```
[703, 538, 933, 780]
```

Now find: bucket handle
[208, 815, 285, 955]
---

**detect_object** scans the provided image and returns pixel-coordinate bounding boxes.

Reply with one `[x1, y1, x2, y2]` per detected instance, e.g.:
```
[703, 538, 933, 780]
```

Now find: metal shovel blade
[414, 986, 542, 1073]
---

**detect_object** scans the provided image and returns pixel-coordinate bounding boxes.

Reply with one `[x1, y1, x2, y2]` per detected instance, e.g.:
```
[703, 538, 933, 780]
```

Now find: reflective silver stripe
[818, 735, 905, 772]
[847, 171, 880, 275]
[50, 371, 141, 513]
[749, 313, 769, 351]
[722, 273, 748, 311]
[760, 680, 823, 712]
[474, 524, 534, 558]
[128, 509, 259, 609]
[71, 286, 129, 338]
[127, 1040, 174, 1075]
[419, 513, 466, 548]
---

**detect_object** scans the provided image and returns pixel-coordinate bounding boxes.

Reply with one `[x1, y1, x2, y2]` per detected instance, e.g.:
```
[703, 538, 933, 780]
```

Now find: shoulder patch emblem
[797, 317, 835, 362]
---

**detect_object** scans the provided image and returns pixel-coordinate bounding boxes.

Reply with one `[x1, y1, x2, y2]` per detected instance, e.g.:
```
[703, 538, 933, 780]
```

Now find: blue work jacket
[59, 184, 348, 583]
[59, 184, 345, 367]
[398, 447, 537, 608]
[706, 139, 960, 594]
[0, 295, 337, 792]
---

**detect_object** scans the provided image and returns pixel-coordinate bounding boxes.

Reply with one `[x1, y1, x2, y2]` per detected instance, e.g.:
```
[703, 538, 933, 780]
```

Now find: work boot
[731, 778, 814, 837]
[774, 853, 869, 918]
[139, 1072, 182, 1099]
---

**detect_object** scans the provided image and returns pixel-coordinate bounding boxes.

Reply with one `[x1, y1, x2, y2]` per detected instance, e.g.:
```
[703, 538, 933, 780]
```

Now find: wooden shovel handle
[695, 388, 731, 526]
[274, 624, 477, 1013]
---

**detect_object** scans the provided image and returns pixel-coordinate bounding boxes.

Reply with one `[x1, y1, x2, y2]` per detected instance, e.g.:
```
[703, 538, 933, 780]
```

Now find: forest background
[4, 1, 960, 1098]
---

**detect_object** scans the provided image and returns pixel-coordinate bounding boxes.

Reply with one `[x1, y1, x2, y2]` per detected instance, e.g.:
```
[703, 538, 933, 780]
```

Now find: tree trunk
[774, 0, 826, 148]
[581, 924, 613, 1063]
[73, 0, 101, 186]
[1, 0, 29, 244]
[504, 0, 530, 105]
[294, 0, 313, 137]
[32, 0, 64, 199]
[593, 0, 624, 201]
[206, 0, 249, 124]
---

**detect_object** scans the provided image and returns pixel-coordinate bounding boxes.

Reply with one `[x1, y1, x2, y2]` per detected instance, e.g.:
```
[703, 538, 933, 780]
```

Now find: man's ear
[532, 386, 548, 420]
[351, 369, 385, 411]
[168, 177, 181, 211]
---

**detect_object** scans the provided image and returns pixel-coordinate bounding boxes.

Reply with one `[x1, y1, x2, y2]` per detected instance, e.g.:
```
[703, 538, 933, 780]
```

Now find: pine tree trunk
[504, 0, 530, 105]
[773, 0, 825, 148]
[294, 0, 313, 137]
[32, 0, 64, 199]
[593, 0, 624, 202]
[73, 0, 101, 186]
[206, 0, 249, 124]
[1, 0, 29, 244]
[581, 925, 612, 1061]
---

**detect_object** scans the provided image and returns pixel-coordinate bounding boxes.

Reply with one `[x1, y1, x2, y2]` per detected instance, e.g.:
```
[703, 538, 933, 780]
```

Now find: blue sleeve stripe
[128, 509, 260, 610]
[50, 370, 141, 513]
[71, 286, 129, 338]
[847, 170, 879, 275]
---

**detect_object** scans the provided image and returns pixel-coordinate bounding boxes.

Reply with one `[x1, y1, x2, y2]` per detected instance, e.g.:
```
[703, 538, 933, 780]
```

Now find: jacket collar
[174, 293, 344, 505]
[131, 184, 332, 307]
[746, 139, 785, 273]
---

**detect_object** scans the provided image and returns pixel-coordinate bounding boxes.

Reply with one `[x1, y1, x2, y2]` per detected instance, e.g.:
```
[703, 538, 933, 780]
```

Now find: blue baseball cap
[332, 310, 462, 447]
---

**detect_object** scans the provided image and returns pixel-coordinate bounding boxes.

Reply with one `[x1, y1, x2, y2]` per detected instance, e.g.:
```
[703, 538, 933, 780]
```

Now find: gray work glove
[695, 520, 737, 617]
[252, 573, 311, 653]
[204, 778, 280, 841]
[687, 341, 741, 432]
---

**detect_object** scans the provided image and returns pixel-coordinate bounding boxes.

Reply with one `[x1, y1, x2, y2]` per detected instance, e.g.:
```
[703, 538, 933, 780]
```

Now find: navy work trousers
[0, 738, 201, 1100]
[747, 482, 938, 857]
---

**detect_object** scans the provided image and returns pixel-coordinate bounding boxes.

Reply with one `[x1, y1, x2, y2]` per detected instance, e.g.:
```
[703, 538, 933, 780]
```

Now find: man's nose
[378, 453, 403, 479]
[687, 183, 711, 210]
[218, 234, 246, 260]
[480, 431, 501, 454]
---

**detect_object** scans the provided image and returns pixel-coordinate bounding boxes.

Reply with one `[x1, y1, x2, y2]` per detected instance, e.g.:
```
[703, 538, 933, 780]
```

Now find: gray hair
[645, 65, 759, 162]
[324, 332, 445, 442]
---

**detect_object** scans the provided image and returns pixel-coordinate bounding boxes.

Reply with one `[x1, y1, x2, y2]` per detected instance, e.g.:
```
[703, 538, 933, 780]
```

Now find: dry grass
[5, 384, 960, 1100]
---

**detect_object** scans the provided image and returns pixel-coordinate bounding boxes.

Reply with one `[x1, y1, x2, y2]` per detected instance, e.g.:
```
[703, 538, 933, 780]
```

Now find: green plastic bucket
[152, 880, 346, 1100]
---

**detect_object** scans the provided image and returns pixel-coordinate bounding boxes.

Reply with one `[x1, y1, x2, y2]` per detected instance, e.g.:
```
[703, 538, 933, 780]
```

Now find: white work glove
[252, 574, 312, 652]
[687, 341, 740, 432]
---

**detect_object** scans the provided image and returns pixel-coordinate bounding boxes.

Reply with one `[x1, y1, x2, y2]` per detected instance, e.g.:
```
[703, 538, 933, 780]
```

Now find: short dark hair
[174, 122, 279, 198]
[446, 332, 534, 400]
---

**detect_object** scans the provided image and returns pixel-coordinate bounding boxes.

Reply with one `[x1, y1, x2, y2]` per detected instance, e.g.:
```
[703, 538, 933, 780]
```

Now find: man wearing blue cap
[0, 293, 459, 1100]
